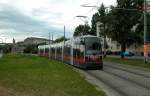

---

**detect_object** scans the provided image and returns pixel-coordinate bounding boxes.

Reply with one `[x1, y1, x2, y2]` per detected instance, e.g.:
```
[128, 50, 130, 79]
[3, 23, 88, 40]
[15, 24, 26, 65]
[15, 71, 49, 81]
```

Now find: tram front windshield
[85, 37, 101, 55]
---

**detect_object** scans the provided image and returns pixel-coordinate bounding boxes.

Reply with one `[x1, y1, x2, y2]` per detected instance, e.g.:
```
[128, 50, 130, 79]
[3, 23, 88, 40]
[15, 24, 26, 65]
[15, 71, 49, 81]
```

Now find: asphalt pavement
[75, 62, 150, 96]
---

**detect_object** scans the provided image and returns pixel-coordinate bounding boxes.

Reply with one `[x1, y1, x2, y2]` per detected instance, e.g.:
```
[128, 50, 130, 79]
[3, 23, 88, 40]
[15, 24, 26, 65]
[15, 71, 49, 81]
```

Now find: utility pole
[52, 32, 53, 44]
[103, 23, 107, 58]
[144, 0, 148, 64]
[49, 32, 51, 59]
[62, 25, 66, 62]
[64, 25, 66, 43]
[49, 32, 51, 44]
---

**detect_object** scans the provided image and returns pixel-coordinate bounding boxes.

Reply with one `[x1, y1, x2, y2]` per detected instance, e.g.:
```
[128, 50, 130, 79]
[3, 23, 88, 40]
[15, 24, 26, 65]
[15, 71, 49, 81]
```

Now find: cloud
[0, 4, 52, 31]
[0, 0, 116, 43]
[0, 3, 69, 42]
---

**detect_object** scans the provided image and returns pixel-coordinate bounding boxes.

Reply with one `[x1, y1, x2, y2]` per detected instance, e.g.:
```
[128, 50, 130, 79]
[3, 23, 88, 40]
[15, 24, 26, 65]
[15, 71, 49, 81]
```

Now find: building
[23, 37, 52, 45]
[11, 38, 24, 53]
[96, 21, 146, 56]
[11, 37, 52, 54]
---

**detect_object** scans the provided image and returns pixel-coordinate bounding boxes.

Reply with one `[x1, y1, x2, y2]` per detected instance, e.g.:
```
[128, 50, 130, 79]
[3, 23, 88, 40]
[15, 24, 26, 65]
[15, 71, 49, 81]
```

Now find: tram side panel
[45, 48, 49, 58]
[39, 49, 43, 56]
[38, 35, 103, 69]
[41, 49, 45, 57]
[63, 44, 71, 64]
[51, 47, 55, 59]
[56, 47, 62, 61]
[72, 39, 86, 68]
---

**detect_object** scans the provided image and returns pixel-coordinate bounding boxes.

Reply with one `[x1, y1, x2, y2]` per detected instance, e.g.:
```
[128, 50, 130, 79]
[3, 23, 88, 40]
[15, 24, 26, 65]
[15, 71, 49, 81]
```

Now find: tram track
[104, 63, 150, 79]
[86, 71, 128, 96]
[103, 67, 150, 90]
[78, 62, 150, 96]
[86, 69, 150, 96]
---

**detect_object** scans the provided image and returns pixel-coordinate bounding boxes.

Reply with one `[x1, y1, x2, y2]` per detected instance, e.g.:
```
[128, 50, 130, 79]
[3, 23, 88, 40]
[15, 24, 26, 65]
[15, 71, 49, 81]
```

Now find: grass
[0, 54, 106, 96]
[104, 57, 150, 69]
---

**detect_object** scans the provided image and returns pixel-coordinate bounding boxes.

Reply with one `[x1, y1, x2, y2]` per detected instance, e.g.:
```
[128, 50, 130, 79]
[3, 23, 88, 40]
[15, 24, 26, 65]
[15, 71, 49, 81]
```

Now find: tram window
[85, 37, 101, 51]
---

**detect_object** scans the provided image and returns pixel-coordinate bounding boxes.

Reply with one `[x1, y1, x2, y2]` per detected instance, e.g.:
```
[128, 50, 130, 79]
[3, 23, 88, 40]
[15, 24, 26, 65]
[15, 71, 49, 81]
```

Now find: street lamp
[76, 15, 89, 36]
[76, 15, 89, 25]
[62, 25, 66, 62]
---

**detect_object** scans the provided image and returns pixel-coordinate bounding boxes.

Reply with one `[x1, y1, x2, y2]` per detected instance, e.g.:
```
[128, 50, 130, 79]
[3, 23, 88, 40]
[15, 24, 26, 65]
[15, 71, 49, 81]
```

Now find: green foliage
[91, 13, 100, 36]
[106, 0, 144, 58]
[0, 54, 106, 96]
[134, 8, 150, 43]
[24, 44, 38, 54]
[0, 44, 12, 53]
[74, 24, 91, 36]
[97, 4, 109, 39]
[91, 4, 108, 36]
[90, 0, 149, 58]
[53, 36, 68, 43]
[98, 4, 107, 23]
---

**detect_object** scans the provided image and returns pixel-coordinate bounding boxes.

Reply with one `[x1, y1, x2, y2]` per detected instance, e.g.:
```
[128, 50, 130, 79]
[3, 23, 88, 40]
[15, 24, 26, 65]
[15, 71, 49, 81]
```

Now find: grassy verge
[0, 54, 106, 96]
[104, 57, 150, 69]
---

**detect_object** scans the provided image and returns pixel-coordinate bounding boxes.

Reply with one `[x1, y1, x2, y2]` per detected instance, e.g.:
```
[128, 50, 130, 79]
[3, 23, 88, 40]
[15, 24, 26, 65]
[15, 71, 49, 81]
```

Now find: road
[75, 62, 150, 96]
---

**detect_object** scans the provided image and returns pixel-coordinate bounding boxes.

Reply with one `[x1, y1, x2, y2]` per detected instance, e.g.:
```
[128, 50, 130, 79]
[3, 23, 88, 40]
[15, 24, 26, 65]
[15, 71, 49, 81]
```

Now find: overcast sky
[0, 0, 116, 43]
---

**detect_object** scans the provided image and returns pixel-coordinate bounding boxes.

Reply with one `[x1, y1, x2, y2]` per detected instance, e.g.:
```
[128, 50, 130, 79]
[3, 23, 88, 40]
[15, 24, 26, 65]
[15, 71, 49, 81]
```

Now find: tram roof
[38, 35, 99, 49]
[73, 35, 98, 38]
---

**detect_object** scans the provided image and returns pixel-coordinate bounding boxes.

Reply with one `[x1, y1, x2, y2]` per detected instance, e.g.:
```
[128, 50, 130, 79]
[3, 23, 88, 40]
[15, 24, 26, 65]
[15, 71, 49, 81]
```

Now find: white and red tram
[38, 35, 103, 69]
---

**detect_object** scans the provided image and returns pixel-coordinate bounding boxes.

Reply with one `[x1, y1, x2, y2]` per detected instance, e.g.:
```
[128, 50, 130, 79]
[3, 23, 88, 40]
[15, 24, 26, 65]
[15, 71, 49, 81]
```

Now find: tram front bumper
[84, 62, 103, 69]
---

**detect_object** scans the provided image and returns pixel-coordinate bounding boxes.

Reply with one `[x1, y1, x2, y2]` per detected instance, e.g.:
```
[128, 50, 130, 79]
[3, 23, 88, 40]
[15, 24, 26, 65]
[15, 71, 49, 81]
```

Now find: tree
[107, 0, 144, 58]
[95, 4, 109, 58]
[91, 4, 109, 36]
[91, 13, 100, 35]
[0, 44, 12, 53]
[73, 24, 91, 37]
[53, 36, 68, 43]
[24, 44, 38, 54]
[90, 4, 110, 58]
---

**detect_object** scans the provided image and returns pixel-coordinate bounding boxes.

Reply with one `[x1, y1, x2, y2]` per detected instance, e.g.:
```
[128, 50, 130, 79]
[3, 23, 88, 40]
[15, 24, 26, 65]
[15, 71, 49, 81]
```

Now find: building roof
[24, 37, 51, 41]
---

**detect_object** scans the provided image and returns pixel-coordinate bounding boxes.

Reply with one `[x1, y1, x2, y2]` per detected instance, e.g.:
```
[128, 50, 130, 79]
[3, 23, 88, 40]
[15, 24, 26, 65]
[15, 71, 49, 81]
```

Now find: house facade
[23, 37, 52, 45]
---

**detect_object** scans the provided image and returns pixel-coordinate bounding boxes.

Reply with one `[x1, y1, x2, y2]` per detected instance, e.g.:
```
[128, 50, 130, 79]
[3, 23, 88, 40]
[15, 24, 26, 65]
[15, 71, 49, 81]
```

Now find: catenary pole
[62, 25, 66, 62]
[49, 32, 51, 59]
[144, 0, 148, 64]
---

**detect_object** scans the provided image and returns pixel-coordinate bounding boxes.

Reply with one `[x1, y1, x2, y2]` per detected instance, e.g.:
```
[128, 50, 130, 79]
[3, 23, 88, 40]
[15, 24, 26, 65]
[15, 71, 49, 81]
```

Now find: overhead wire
[49, 0, 102, 40]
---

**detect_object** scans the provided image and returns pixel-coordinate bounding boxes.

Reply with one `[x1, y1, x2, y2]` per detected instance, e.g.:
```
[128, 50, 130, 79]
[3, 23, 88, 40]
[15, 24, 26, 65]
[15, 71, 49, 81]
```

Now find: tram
[38, 35, 103, 69]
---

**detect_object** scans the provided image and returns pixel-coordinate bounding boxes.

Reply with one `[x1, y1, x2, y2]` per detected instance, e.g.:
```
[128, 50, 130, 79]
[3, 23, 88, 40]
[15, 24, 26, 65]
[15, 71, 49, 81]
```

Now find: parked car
[122, 51, 134, 56]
